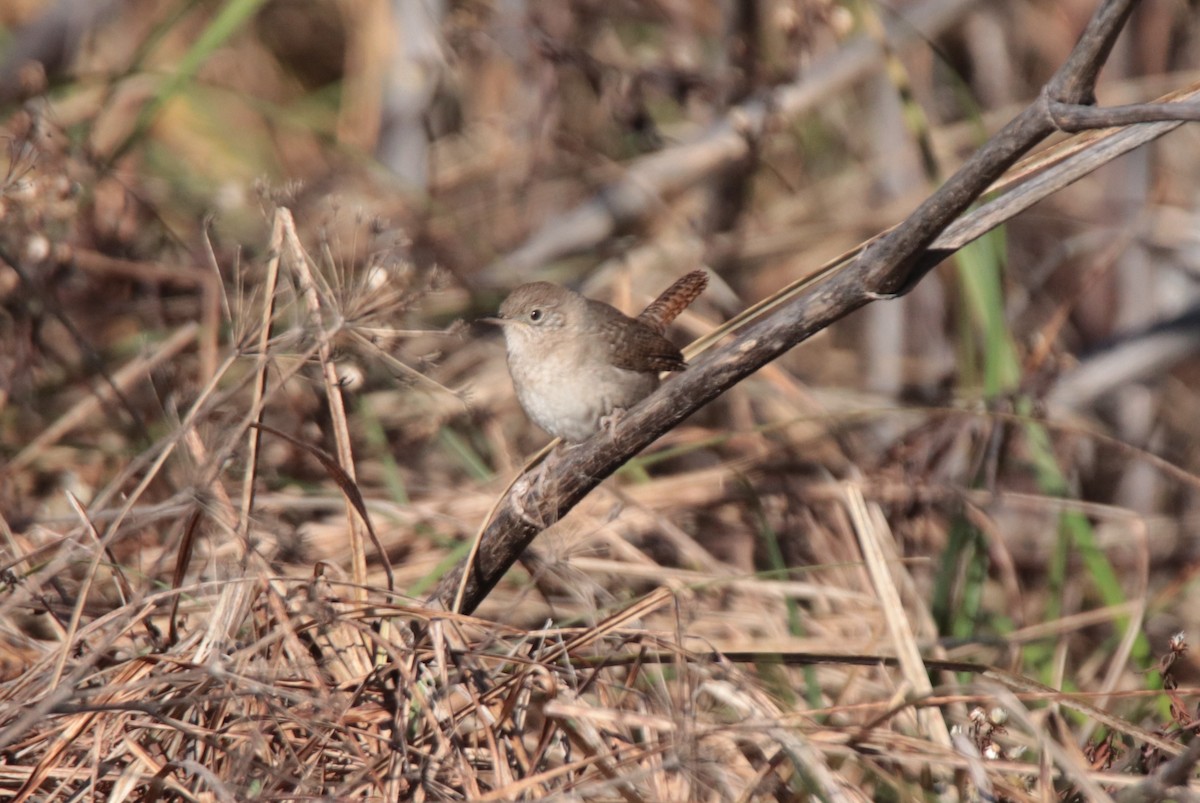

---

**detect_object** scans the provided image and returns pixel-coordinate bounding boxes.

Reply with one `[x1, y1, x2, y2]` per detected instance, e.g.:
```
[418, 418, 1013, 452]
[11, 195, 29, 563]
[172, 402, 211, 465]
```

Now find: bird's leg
[597, 408, 628, 436]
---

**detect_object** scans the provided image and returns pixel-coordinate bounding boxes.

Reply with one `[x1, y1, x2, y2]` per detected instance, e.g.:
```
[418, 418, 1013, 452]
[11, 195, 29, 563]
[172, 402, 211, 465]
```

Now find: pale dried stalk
[275, 208, 370, 601]
[239, 213, 283, 543]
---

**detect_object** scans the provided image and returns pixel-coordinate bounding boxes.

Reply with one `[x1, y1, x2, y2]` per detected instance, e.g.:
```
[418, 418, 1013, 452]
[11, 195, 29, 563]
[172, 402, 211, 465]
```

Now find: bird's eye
[529, 309, 543, 323]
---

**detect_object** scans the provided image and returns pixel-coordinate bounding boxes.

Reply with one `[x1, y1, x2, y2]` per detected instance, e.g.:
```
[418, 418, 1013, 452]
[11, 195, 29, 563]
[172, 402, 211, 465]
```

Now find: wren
[488, 270, 708, 442]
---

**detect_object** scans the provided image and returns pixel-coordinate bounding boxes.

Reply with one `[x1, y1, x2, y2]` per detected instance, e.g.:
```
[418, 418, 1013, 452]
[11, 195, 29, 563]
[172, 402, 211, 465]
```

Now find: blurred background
[3, 0, 1200, 792]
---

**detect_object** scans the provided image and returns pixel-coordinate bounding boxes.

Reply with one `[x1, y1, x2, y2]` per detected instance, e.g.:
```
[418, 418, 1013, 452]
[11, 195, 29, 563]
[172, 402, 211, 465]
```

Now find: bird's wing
[590, 300, 687, 373]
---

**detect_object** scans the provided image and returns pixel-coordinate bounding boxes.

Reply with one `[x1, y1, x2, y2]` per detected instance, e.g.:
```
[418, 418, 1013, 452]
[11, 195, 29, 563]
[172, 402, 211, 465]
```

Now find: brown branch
[1045, 0, 1137, 105]
[428, 0, 1170, 615]
[923, 82, 1200, 270]
[1049, 99, 1200, 131]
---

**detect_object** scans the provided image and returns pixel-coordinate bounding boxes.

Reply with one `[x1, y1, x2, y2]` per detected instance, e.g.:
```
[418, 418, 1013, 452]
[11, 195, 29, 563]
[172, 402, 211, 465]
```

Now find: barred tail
[636, 270, 708, 335]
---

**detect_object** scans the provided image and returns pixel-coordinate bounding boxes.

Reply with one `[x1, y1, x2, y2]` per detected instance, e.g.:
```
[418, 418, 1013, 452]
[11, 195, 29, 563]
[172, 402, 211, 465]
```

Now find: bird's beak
[480, 316, 507, 326]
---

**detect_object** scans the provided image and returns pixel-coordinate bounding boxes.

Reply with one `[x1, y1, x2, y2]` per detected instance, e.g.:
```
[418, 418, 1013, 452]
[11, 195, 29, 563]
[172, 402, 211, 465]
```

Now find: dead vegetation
[2, 0, 1200, 800]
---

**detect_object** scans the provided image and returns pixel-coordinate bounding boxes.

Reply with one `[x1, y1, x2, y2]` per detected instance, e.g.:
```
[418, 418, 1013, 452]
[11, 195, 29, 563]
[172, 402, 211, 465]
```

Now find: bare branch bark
[1049, 100, 1200, 130]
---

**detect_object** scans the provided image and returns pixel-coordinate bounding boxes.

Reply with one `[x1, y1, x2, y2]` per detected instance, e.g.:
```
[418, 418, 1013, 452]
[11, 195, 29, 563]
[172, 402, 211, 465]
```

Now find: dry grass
[2, 0, 1200, 800]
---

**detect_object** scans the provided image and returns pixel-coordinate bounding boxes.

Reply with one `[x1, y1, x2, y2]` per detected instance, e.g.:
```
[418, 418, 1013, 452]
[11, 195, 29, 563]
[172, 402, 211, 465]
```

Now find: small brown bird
[487, 271, 708, 442]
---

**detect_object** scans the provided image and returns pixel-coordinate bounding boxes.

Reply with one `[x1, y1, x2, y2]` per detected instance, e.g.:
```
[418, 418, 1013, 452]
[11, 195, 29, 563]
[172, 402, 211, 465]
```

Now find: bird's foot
[598, 407, 628, 436]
